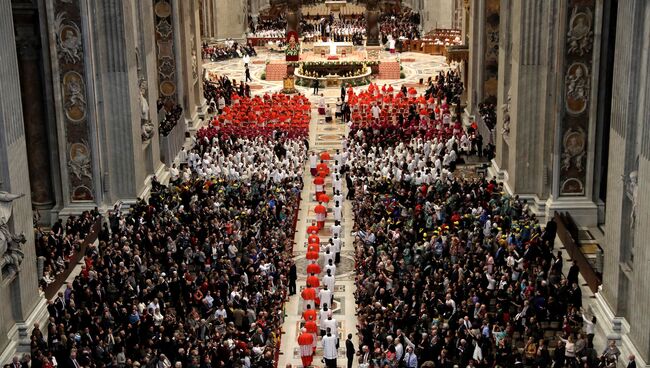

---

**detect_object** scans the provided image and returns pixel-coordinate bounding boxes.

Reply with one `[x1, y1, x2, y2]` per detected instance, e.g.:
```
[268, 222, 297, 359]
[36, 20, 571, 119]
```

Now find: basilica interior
[0, 0, 649, 367]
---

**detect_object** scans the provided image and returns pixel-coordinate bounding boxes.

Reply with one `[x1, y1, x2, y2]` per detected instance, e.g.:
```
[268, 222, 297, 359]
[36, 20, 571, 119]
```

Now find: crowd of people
[247, 17, 287, 39]
[25, 96, 312, 368]
[204, 76, 254, 114]
[201, 41, 256, 62]
[208, 93, 312, 139]
[380, 11, 421, 46]
[342, 77, 613, 368]
[34, 212, 98, 289]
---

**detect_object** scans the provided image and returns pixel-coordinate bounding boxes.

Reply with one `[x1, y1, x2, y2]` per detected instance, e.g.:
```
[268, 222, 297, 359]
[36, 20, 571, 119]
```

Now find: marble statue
[501, 87, 511, 139]
[139, 80, 155, 141]
[623, 170, 639, 229]
[0, 192, 26, 279]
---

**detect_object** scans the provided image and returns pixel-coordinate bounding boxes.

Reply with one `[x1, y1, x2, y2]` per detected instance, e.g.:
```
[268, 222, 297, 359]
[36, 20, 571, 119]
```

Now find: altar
[325, 0, 346, 11]
[313, 41, 354, 56]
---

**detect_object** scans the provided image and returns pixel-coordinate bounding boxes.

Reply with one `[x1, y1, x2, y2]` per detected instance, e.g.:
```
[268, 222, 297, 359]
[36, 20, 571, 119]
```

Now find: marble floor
[276, 103, 354, 368]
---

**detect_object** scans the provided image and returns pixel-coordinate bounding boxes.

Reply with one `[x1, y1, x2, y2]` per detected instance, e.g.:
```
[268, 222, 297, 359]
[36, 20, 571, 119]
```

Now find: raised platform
[312, 41, 354, 56]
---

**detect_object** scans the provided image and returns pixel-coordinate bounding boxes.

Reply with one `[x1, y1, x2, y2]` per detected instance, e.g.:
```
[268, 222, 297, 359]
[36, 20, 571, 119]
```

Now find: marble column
[215, 0, 247, 39]
[493, 0, 511, 173]
[489, 0, 562, 218]
[90, 0, 148, 203]
[211, 0, 218, 38]
[176, 0, 205, 127]
[599, 0, 650, 361]
[14, 10, 55, 211]
[466, 0, 484, 115]
[0, 0, 46, 358]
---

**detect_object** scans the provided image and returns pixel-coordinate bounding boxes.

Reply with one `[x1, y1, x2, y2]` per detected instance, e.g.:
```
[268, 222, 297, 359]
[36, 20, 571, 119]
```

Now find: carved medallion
[565, 62, 590, 115]
[160, 81, 177, 96]
[68, 142, 92, 180]
[561, 127, 586, 172]
[567, 6, 593, 56]
[154, 0, 172, 18]
[62, 71, 87, 122]
[54, 12, 83, 64]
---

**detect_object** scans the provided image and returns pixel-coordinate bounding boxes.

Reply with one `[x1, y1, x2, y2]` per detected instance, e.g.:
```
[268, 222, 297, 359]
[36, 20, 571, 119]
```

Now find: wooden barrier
[44, 217, 101, 300]
[554, 211, 601, 293]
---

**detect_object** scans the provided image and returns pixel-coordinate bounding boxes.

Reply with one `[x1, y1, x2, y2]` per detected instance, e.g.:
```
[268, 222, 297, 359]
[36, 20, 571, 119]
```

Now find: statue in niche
[628, 170, 638, 229]
[192, 49, 198, 80]
[623, 156, 640, 230]
[501, 87, 511, 139]
[140, 79, 155, 141]
[0, 192, 27, 279]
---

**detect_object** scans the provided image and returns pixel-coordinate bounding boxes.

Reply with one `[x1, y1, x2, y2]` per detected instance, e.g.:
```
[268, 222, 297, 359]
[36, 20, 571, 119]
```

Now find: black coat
[345, 338, 355, 357]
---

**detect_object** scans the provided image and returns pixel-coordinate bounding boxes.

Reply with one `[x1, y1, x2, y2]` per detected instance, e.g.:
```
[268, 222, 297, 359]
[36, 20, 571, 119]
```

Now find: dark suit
[289, 264, 297, 295]
[252, 333, 266, 347]
[64, 357, 81, 368]
[627, 361, 637, 368]
[345, 338, 355, 368]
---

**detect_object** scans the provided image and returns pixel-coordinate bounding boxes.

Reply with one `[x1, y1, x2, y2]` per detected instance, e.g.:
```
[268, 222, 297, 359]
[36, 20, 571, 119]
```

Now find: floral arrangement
[289, 60, 379, 67]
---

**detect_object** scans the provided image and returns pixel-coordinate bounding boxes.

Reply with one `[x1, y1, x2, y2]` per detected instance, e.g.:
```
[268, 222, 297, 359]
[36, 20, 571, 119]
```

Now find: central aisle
[277, 90, 357, 368]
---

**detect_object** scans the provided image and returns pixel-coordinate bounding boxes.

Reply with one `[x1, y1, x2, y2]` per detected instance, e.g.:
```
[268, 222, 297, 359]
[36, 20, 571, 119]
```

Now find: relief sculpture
[565, 63, 590, 115]
[54, 12, 83, 64]
[62, 71, 87, 122]
[561, 127, 586, 172]
[567, 7, 593, 56]
[0, 192, 26, 279]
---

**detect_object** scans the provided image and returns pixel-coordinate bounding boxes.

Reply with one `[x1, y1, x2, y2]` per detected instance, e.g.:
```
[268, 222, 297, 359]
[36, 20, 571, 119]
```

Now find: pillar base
[544, 195, 599, 228]
[590, 287, 650, 367]
[0, 296, 49, 364]
[488, 158, 506, 181]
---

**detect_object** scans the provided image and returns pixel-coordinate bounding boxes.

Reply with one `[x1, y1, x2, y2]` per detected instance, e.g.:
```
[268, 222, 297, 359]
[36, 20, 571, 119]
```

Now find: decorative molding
[559, 1, 595, 197]
[153, 0, 178, 110]
[52, 0, 95, 201]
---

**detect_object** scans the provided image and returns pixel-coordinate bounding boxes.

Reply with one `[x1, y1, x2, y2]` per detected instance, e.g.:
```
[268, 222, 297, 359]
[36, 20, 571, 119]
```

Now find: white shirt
[325, 263, 337, 277]
[323, 251, 335, 266]
[323, 274, 335, 291]
[322, 334, 338, 359]
[331, 224, 342, 237]
[333, 206, 342, 220]
[322, 318, 338, 338]
[319, 289, 333, 306]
